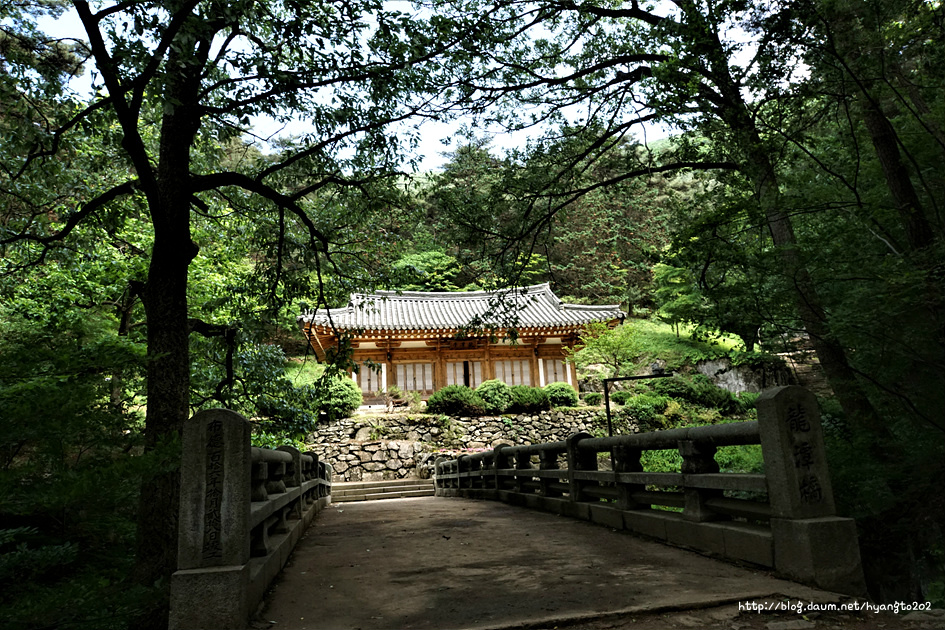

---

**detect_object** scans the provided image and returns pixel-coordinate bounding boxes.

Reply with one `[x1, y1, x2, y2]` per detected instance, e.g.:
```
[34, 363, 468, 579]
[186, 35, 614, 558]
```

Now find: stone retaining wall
[307, 409, 606, 483]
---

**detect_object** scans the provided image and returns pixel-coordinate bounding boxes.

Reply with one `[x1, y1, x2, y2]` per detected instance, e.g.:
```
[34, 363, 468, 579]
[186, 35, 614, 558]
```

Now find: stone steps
[331, 479, 435, 502]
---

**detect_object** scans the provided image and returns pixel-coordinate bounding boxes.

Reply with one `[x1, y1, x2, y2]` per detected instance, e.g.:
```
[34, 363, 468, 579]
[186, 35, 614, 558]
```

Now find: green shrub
[651, 376, 694, 400]
[507, 385, 550, 413]
[315, 375, 363, 420]
[426, 385, 486, 416]
[610, 390, 632, 405]
[652, 374, 740, 415]
[736, 391, 760, 413]
[544, 382, 579, 407]
[618, 394, 671, 431]
[583, 392, 603, 406]
[477, 379, 513, 414]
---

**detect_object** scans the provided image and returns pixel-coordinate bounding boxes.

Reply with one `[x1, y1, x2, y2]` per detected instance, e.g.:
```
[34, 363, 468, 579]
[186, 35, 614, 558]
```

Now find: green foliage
[570, 321, 638, 379]
[617, 394, 671, 432]
[425, 385, 486, 416]
[572, 318, 747, 380]
[583, 392, 603, 406]
[315, 375, 363, 422]
[392, 251, 467, 292]
[544, 382, 579, 407]
[714, 444, 764, 474]
[250, 432, 307, 451]
[640, 449, 682, 473]
[610, 390, 632, 405]
[476, 379, 513, 414]
[651, 375, 743, 415]
[507, 385, 551, 413]
[0, 314, 159, 629]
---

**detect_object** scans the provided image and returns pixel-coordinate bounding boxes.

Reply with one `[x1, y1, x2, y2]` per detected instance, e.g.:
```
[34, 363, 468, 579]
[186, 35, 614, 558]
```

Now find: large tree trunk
[133, 44, 202, 630]
[688, 9, 892, 437]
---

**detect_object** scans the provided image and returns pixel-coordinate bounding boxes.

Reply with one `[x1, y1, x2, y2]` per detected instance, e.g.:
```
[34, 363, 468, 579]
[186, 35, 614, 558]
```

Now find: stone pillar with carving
[169, 409, 252, 630]
[757, 386, 866, 595]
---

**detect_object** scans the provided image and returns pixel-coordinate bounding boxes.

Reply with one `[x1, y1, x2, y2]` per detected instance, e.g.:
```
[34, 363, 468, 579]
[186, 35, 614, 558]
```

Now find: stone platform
[332, 479, 436, 502]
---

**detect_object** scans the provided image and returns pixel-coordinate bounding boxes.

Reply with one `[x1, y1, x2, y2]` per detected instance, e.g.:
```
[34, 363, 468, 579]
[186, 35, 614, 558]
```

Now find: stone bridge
[168, 386, 866, 630]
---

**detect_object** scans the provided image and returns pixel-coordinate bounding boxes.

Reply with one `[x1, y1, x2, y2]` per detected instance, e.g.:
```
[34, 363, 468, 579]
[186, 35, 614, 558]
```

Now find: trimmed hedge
[477, 379, 513, 414]
[544, 382, 579, 407]
[318, 376, 363, 420]
[583, 392, 603, 406]
[426, 385, 486, 416]
[610, 390, 632, 405]
[508, 385, 551, 413]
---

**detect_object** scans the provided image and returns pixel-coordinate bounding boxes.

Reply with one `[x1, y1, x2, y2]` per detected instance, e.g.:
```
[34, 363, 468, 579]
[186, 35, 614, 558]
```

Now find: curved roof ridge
[354, 283, 552, 301]
[302, 283, 623, 331]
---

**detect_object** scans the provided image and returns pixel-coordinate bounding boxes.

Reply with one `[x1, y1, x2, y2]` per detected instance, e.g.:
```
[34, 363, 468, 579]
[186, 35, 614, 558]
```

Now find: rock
[371, 450, 386, 461]
[354, 427, 372, 441]
[902, 610, 945, 621]
[386, 458, 402, 470]
[363, 462, 386, 472]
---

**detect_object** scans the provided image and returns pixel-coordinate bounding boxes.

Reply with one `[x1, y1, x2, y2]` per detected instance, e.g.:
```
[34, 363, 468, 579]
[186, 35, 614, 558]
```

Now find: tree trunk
[691, 13, 892, 437]
[133, 44, 202, 630]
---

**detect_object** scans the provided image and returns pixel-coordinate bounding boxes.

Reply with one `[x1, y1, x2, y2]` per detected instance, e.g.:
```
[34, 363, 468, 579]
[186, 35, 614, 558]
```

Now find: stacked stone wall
[307, 409, 605, 482]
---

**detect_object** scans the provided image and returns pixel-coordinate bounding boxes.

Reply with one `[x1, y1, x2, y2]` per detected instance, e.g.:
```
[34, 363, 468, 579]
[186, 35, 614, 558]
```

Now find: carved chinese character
[798, 474, 823, 504]
[787, 405, 811, 433]
[793, 442, 815, 468]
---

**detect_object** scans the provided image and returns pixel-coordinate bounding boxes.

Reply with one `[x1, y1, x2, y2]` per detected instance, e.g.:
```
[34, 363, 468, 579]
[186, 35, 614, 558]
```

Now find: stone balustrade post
[169, 409, 252, 630]
[494, 444, 515, 491]
[513, 450, 532, 493]
[538, 448, 562, 497]
[679, 440, 723, 522]
[757, 386, 866, 595]
[612, 445, 643, 510]
[457, 454, 469, 490]
[278, 446, 303, 520]
[482, 452, 496, 490]
[566, 432, 597, 502]
[434, 457, 447, 496]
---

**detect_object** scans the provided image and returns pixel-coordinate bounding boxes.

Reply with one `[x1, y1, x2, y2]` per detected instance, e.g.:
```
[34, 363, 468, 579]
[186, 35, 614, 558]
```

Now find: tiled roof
[299, 283, 624, 332]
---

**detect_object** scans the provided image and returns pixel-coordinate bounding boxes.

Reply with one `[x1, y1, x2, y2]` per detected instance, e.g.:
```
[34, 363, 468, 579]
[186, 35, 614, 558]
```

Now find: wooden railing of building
[168, 409, 332, 630]
[435, 386, 866, 596]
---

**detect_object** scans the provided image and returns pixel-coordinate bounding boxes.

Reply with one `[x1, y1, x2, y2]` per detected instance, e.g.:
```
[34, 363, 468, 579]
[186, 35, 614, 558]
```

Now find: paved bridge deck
[253, 497, 849, 630]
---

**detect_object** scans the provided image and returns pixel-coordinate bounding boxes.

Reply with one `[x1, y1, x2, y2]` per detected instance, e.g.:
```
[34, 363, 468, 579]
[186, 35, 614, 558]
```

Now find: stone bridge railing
[435, 386, 865, 596]
[168, 409, 332, 630]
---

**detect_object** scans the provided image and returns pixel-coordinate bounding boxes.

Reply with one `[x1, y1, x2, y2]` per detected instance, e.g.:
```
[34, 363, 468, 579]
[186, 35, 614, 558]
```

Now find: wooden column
[484, 342, 494, 381]
[435, 337, 447, 392]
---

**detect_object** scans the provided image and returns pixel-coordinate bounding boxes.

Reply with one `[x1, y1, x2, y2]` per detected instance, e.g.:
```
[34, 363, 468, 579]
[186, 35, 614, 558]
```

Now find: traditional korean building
[298, 283, 624, 403]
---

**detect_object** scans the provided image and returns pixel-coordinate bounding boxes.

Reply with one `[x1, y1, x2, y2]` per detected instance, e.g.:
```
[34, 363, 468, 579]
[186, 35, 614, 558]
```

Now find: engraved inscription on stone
[798, 473, 823, 504]
[787, 404, 811, 433]
[202, 419, 225, 562]
[793, 442, 815, 468]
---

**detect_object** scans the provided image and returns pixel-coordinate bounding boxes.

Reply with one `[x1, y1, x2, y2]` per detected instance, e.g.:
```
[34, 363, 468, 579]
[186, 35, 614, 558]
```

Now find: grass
[284, 356, 324, 386]
[628, 318, 743, 370]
